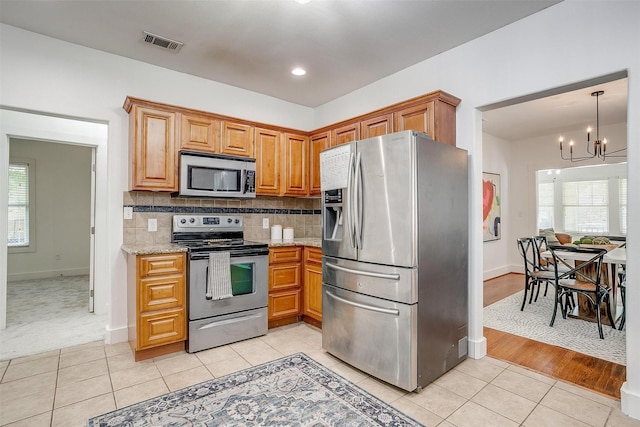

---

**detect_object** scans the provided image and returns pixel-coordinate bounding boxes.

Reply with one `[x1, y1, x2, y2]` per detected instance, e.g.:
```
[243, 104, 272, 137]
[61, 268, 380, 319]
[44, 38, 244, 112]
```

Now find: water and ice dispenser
[323, 189, 344, 242]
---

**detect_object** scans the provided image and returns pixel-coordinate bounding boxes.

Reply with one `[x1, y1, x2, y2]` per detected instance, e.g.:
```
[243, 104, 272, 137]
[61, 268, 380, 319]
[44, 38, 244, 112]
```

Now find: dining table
[541, 246, 626, 326]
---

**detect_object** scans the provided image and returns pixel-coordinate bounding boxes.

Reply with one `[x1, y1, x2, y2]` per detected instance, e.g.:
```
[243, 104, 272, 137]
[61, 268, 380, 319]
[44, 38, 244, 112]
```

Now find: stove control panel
[173, 214, 243, 232]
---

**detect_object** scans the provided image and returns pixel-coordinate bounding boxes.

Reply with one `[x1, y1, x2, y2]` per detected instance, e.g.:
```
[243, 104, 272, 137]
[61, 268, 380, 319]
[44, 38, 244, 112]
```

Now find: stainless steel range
[172, 214, 269, 353]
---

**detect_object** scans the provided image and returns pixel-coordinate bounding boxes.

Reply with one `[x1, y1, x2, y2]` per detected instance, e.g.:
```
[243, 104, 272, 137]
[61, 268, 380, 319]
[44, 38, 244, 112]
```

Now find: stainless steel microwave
[176, 151, 256, 198]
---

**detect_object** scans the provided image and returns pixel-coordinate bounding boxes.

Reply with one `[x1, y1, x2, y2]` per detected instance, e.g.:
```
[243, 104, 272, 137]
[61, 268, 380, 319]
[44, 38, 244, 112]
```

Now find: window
[562, 180, 608, 233]
[537, 182, 554, 229]
[620, 178, 627, 234]
[8, 162, 31, 247]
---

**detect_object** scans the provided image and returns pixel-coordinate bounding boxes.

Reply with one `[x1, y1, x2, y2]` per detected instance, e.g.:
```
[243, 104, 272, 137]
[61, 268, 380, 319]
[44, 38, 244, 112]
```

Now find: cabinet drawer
[138, 308, 185, 350]
[304, 247, 322, 266]
[269, 246, 302, 264]
[268, 289, 301, 320]
[139, 275, 185, 312]
[138, 253, 185, 277]
[269, 264, 301, 291]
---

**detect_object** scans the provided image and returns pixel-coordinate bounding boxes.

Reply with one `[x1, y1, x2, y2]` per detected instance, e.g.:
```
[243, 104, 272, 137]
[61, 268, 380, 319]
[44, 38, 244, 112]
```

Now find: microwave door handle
[241, 169, 247, 194]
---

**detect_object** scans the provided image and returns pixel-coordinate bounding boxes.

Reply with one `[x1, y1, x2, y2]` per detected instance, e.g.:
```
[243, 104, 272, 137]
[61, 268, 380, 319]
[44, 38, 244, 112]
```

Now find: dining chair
[618, 265, 626, 330]
[532, 235, 571, 300]
[548, 245, 615, 339]
[516, 237, 556, 311]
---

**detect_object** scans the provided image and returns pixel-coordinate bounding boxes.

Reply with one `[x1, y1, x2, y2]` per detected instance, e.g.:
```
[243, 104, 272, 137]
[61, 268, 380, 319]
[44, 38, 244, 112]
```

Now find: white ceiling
[0, 0, 627, 141]
[482, 77, 628, 141]
[0, 0, 560, 108]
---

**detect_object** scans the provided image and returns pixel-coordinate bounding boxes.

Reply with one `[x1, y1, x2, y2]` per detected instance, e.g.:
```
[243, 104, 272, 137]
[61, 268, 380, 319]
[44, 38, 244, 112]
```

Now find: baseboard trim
[7, 268, 90, 282]
[106, 325, 129, 345]
[483, 265, 511, 281]
[468, 336, 487, 359]
[621, 382, 640, 421]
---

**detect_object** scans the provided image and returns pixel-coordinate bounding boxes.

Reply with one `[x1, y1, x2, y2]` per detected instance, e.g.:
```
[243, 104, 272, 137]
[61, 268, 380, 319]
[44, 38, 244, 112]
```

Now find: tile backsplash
[123, 192, 322, 245]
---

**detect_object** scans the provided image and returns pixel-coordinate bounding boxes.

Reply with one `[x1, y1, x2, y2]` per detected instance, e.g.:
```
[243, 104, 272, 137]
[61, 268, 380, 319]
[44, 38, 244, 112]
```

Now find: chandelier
[558, 90, 627, 162]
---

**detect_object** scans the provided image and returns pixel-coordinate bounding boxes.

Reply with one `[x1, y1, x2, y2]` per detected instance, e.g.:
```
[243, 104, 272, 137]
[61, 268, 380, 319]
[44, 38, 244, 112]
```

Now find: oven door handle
[325, 291, 399, 316]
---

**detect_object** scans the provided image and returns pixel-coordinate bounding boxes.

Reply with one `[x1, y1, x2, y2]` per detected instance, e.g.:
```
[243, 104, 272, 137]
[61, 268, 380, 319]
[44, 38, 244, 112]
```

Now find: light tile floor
[1, 323, 639, 427]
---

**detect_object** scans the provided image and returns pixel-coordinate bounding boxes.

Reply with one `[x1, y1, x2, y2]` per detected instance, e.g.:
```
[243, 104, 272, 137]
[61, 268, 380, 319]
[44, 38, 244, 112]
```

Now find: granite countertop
[253, 237, 322, 248]
[122, 238, 321, 255]
[121, 243, 189, 255]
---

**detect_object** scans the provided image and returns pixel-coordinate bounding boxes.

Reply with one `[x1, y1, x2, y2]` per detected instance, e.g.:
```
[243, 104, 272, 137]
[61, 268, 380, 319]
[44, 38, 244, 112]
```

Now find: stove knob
[180, 218, 186, 224]
[227, 218, 233, 223]
[235, 219, 240, 224]
[189, 218, 196, 223]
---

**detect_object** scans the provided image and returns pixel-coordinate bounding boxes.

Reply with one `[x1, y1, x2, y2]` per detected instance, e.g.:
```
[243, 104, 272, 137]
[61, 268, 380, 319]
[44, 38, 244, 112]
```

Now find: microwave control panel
[245, 170, 256, 194]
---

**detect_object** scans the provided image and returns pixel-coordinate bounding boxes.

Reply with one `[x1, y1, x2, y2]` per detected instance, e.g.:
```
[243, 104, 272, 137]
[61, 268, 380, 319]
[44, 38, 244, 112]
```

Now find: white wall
[8, 140, 92, 281]
[1, 0, 639, 418]
[482, 133, 511, 280]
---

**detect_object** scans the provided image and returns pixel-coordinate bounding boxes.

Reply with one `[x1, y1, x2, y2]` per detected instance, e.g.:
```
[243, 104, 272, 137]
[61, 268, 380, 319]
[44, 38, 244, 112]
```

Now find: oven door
[188, 252, 268, 320]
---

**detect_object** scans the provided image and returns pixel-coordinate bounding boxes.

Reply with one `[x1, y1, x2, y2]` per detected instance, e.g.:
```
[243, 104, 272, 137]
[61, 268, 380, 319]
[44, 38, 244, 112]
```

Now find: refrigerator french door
[320, 130, 469, 392]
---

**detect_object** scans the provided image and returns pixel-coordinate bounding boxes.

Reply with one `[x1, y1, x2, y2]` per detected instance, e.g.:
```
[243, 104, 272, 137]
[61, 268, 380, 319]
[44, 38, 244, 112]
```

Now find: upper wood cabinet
[221, 121, 254, 157]
[332, 122, 359, 146]
[128, 104, 178, 192]
[360, 113, 393, 139]
[180, 114, 220, 153]
[393, 96, 458, 146]
[281, 133, 309, 196]
[255, 127, 281, 196]
[309, 131, 331, 197]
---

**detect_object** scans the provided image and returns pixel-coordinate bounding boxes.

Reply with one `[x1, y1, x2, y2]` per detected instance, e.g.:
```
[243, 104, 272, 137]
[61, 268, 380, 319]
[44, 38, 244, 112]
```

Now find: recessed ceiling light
[291, 68, 306, 76]
[294, 0, 311, 4]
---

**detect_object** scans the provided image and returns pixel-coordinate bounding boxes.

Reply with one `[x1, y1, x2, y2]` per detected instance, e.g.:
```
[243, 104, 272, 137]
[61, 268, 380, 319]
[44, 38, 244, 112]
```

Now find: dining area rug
[88, 353, 420, 426]
[484, 290, 626, 365]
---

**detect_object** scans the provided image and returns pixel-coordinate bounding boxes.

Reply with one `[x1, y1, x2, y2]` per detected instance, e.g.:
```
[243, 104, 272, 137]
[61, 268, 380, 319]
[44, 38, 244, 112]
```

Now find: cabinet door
[269, 263, 302, 292]
[255, 127, 281, 195]
[332, 123, 359, 146]
[393, 101, 435, 138]
[360, 113, 393, 139]
[138, 308, 186, 349]
[180, 114, 220, 153]
[130, 106, 178, 191]
[268, 289, 301, 320]
[309, 131, 331, 196]
[282, 133, 309, 196]
[303, 248, 323, 321]
[221, 121, 254, 157]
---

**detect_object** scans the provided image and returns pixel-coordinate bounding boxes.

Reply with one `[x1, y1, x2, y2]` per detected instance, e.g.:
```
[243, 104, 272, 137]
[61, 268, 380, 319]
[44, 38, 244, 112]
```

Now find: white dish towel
[207, 252, 233, 300]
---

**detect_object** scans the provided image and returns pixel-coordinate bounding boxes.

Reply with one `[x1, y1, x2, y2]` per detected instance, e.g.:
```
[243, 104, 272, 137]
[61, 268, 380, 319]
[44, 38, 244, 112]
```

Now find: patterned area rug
[484, 290, 626, 365]
[88, 353, 421, 426]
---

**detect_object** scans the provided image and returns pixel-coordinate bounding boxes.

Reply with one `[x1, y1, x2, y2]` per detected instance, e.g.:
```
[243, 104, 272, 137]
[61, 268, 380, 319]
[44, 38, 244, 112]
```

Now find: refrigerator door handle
[347, 152, 357, 249]
[326, 290, 400, 316]
[325, 261, 401, 280]
[354, 151, 363, 249]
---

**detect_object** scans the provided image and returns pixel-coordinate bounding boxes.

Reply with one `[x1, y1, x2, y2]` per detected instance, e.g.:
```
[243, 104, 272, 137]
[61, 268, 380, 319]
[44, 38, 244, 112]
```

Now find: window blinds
[562, 180, 608, 233]
[8, 163, 29, 246]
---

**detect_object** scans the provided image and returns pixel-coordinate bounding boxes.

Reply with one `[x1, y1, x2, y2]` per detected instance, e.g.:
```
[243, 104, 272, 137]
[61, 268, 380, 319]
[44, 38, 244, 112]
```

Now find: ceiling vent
[142, 31, 183, 53]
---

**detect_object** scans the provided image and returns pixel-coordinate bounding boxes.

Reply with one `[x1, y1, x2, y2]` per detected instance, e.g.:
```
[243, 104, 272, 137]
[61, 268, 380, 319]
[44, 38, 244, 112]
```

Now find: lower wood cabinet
[127, 252, 186, 361]
[267, 246, 302, 327]
[303, 247, 323, 324]
[268, 245, 323, 328]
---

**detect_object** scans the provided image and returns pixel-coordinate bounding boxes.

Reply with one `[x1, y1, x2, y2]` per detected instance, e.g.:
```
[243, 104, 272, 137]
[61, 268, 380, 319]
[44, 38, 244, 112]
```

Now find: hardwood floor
[483, 273, 626, 399]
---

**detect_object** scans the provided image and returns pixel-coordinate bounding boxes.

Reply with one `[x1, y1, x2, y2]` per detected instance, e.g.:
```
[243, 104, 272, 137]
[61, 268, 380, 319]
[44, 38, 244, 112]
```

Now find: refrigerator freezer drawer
[322, 256, 417, 304]
[322, 284, 417, 391]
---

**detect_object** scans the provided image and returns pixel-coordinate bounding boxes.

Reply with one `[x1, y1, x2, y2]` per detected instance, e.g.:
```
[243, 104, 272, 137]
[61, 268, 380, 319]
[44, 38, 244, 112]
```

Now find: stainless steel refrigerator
[320, 130, 468, 392]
